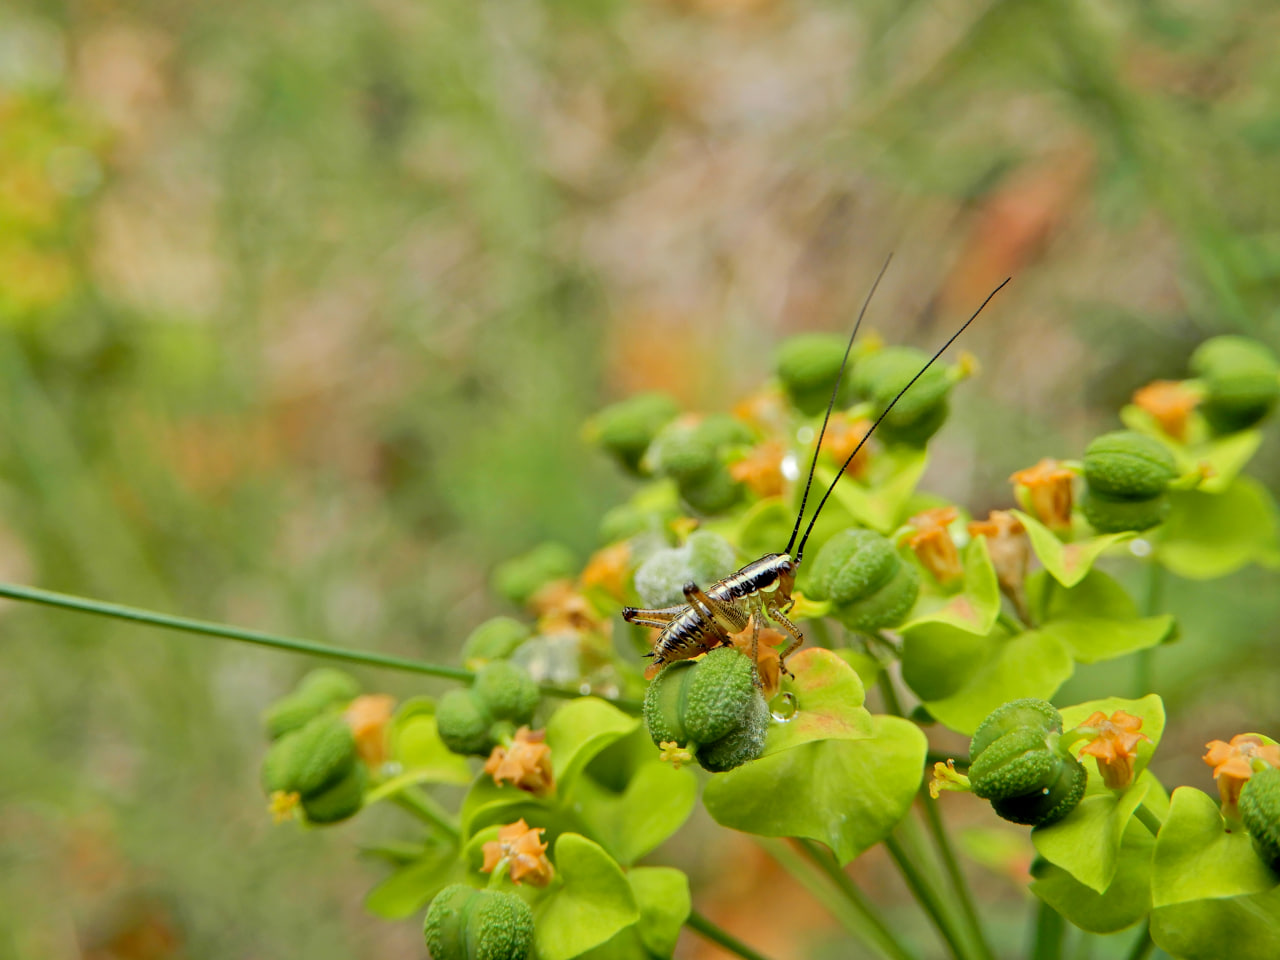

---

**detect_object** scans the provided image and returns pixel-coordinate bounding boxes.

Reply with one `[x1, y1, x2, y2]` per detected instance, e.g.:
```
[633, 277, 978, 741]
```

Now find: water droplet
[1129, 538, 1152, 558]
[770, 691, 798, 722]
[781, 452, 800, 481]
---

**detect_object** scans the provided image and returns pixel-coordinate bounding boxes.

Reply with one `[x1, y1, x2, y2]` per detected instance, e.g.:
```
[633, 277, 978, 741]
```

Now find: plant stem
[685, 909, 776, 960]
[1123, 921, 1155, 960]
[1133, 803, 1164, 837]
[388, 788, 461, 841]
[1133, 560, 1165, 696]
[1031, 899, 1065, 960]
[0, 581, 642, 711]
[792, 839, 918, 960]
[920, 793, 996, 960]
[883, 835, 971, 960]
[997, 610, 1025, 634]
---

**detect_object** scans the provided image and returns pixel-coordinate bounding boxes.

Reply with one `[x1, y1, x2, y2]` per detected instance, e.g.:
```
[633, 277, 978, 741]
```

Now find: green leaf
[1028, 572, 1174, 664]
[901, 536, 1000, 636]
[817, 447, 929, 534]
[1060, 695, 1166, 784]
[735, 497, 793, 559]
[1151, 787, 1280, 907]
[1151, 885, 1280, 960]
[907, 625, 1074, 736]
[390, 697, 473, 785]
[535, 834, 640, 960]
[1030, 815, 1155, 933]
[628, 867, 691, 958]
[764, 647, 874, 757]
[364, 842, 464, 919]
[1013, 510, 1135, 587]
[1157, 476, 1279, 580]
[703, 715, 926, 865]
[1032, 771, 1157, 893]
[568, 759, 697, 866]
[546, 698, 640, 789]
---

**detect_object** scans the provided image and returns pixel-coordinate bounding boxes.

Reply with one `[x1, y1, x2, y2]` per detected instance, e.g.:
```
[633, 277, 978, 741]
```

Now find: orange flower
[821, 414, 874, 479]
[730, 440, 787, 499]
[481, 819, 554, 886]
[732, 387, 790, 434]
[579, 542, 632, 602]
[1077, 710, 1149, 790]
[531, 579, 607, 635]
[1010, 459, 1075, 532]
[1203, 734, 1280, 813]
[728, 621, 784, 699]
[906, 507, 963, 585]
[484, 727, 555, 796]
[968, 510, 1030, 617]
[1133, 380, 1199, 443]
[343, 694, 396, 767]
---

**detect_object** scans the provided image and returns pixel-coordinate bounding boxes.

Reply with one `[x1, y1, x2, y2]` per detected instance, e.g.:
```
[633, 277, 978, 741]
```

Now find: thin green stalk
[1031, 899, 1065, 960]
[684, 909, 776, 960]
[883, 835, 971, 960]
[1133, 560, 1165, 696]
[1123, 921, 1156, 960]
[920, 793, 995, 960]
[1133, 803, 1164, 837]
[996, 610, 1025, 634]
[757, 839, 913, 960]
[792, 839, 918, 960]
[388, 788, 461, 841]
[0, 581, 642, 712]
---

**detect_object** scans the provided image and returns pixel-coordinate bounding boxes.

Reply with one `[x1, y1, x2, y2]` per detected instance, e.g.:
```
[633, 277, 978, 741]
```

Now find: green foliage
[534, 834, 640, 960]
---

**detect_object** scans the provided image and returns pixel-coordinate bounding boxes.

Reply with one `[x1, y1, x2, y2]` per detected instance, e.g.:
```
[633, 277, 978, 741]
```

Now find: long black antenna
[783, 254, 893, 556]
[794, 276, 1011, 563]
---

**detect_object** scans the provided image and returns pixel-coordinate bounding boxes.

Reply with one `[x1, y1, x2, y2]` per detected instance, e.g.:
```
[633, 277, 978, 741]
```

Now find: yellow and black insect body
[623, 260, 1010, 682]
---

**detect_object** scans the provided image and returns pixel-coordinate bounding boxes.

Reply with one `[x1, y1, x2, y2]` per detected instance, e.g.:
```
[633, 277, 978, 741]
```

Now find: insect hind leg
[682, 582, 750, 636]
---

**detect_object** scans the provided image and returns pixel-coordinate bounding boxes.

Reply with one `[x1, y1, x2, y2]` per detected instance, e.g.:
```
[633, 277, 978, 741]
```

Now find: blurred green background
[2, 0, 1279, 957]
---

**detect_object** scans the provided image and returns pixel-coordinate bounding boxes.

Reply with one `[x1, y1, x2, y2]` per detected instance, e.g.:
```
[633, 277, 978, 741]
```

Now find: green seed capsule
[492, 542, 578, 606]
[1239, 766, 1280, 870]
[852, 346, 952, 446]
[970, 698, 1062, 760]
[968, 702, 1087, 827]
[1081, 489, 1170, 534]
[807, 528, 919, 632]
[436, 689, 497, 756]
[589, 392, 680, 474]
[678, 464, 743, 515]
[461, 617, 532, 669]
[644, 648, 769, 772]
[1190, 336, 1280, 434]
[649, 421, 718, 480]
[262, 668, 361, 740]
[424, 885, 535, 960]
[1082, 431, 1177, 500]
[777, 334, 856, 416]
[289, 713, 359, 798]
[301, 762, 367, 824]
[473, 660, 540, 726]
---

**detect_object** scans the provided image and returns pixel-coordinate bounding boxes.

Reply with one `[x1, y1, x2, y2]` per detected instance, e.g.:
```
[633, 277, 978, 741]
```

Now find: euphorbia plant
[2, 330, 1279, 960]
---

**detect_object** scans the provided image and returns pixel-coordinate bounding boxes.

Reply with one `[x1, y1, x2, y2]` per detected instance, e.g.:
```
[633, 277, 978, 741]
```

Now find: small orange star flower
[531, 579, 607, 635]
[1077, 710, 1149, 790]
[343, 694, 396, 767]
[906, 507, 963, 585]
[579, 542, 632, 602]
[968, 510, 1030, 616]
[1010, 459, 1075, 532]
[1133, 380, 1199, 443]
[730, 440, 787, 499]
[481, 819, 554, 886]
[1203, 734, 1280, 814]
[820, 414, 875, 479]
[484, 727, 555, 796]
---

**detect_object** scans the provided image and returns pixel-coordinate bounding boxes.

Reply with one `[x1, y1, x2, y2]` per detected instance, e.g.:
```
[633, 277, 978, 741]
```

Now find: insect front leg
[622, 603, 688, 628]
[767, 602, 805, 678]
